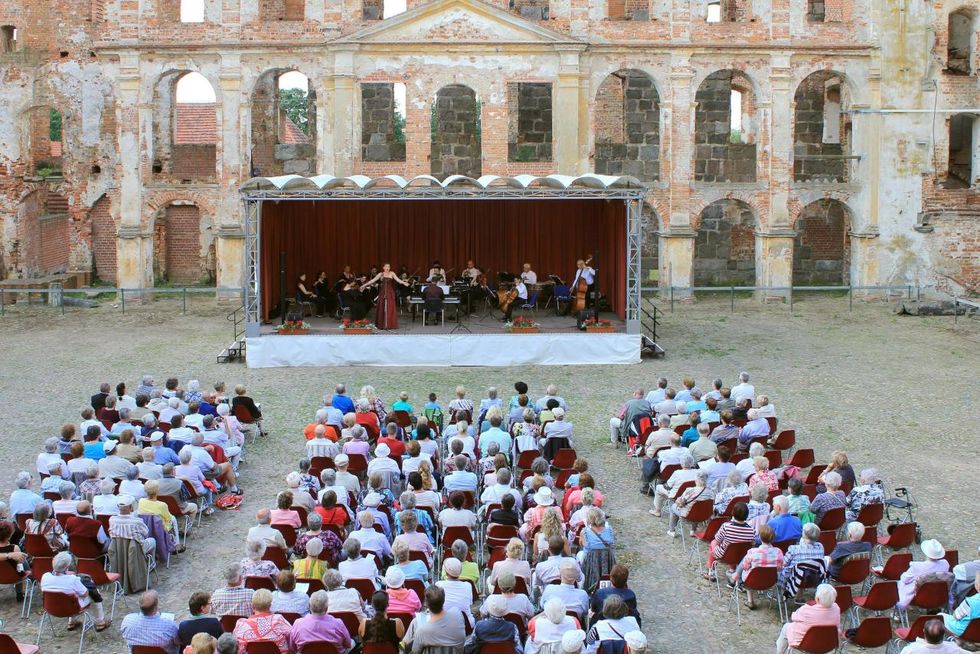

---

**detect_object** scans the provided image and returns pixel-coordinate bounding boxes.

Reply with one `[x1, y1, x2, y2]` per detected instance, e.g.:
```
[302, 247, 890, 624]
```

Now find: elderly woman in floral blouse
[844, 468, 884, 522]
[809, 471, 847, 523]
[747, 456, 779, 492]
[714, 469, 749, 516]
[666, 469, 715, 538]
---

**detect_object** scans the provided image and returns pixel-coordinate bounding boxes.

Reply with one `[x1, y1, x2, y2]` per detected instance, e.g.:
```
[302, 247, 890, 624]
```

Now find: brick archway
[693, 199, 757, 286]
[793, 199, 851, 285]
[88, 194, 116, 283]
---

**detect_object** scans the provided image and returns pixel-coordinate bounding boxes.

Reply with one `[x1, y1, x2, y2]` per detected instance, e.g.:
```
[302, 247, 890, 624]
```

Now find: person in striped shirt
[108, 495, 156, 556]
[728, 524, 784, 608]
[705, 502, 758, 581]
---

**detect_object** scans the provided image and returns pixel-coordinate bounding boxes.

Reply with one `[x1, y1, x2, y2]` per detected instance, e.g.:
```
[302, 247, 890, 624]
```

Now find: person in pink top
[383, 567, 422, 616]
[269, 491, 302, 528]
[775, 583, 841, 654]
[343, 426, 370, 457]
[232, 589, 292, 653]
[898, 539, 951, 610]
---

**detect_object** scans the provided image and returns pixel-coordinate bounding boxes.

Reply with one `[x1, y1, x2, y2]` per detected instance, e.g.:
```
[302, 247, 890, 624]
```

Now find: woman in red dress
[363, 263, 410, 330]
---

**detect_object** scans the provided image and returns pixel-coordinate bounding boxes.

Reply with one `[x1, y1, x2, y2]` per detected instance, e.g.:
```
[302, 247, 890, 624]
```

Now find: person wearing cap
[898, 539, 951, 610]
[520, 486, 558, 540]
[383, 566, 422, 615]
[99, 439, 137, 479]
[109, 494, 157, 556]
[623, 631, 647, 654]
[465, 594, 522, 654]
[350, 511, 393, 563]
[360, 491, 392, 538]
[149, 431, 181, 467]
[526, 598, 579, 654]
[333, 454, 362, 498]
[368, 443, 400, 477]
[436, 558, 475, 623]
[542, 407, 574, 441]
[584, 595, 639, 654]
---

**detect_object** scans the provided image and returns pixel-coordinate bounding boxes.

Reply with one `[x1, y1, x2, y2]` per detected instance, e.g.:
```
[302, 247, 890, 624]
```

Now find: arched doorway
[430, 85, 481, 180]
[793, 199, 851, 285]
[694, 199, 757, 286]
[593, 70, 660, 182]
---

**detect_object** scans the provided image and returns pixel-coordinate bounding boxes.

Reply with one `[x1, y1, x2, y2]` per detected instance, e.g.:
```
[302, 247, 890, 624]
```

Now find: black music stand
[450, 297, 472, 334]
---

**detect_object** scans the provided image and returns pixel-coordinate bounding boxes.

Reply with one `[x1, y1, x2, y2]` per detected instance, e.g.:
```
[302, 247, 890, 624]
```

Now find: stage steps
[217, 305, 246, 363]
[642, 335, 666, 358]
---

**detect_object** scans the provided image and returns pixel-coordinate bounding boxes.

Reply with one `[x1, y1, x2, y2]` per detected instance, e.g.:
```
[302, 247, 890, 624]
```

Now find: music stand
[450, 297, 472, 334]
[480, 285, 499, 320]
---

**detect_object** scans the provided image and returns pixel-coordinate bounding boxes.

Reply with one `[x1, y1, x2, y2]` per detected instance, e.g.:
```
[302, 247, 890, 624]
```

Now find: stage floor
[248, 311, 640, 368]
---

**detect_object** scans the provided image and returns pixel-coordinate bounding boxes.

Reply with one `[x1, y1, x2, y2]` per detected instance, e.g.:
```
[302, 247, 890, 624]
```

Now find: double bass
[571, 255, 593, 313]
[498, 285, 520, 314]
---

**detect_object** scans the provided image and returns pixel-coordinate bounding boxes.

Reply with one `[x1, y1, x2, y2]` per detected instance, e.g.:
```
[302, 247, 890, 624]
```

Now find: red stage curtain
[259, 199, 626, 321]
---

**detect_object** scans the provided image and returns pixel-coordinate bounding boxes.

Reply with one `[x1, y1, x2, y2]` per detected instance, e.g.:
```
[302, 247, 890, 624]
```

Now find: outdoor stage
[246, 313, 641, 367]
[238, 173, 652, 368]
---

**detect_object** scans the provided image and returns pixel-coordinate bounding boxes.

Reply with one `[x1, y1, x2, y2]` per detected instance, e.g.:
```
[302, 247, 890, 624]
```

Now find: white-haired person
[483, 569, 534, 621]
[466, 595, 522, 654]
[350, 510, 393, 562]
[845, 468, 884, 522]
[826, 522, 872, 580]
[41, 550, 112, 631]
[338, 538, 380, 588]
[775, 583, 841, 654]
[728, 524, 784, 609]
[292, 536, 329, 581]
[36, 437, 68, 479]
[666, 469, 715, 538]
[731, 371, 755, 404]
[322, 568, 366, 618]
[540, 562, 589, 621]
[479, 387, 503, 423]
[809, 471, 847, 523]
[526, 598, 579, 654]
[584, 595, 639, 654]
[487, 538, 533, 593]
[201, 415, 242, 471]
[241, 539, 279, 580]
[649, 454, 697, 517]
[306, 424, 340, 460]
[285, 472, 316, 514]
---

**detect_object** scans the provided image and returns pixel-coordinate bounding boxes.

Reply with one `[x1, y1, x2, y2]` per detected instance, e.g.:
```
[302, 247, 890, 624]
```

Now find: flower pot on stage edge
[276, 320, 310, 335]
[584, 326, 616, 333]
[276, 329, 310, 335]
[343, 328, 374, 335]
[504, 315, 541, 333]
[508, 327, 541, 334]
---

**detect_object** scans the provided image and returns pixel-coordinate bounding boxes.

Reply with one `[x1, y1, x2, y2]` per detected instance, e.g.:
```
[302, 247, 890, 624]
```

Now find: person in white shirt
[136, 448, 163, 480]
[657, 435, 691, 466]
[333, 455, 361, 498]
[37, 437, 68, 478]
[644, 378, 668, 405]
[348, 512, 392, 562]
[435, 558, 473, 622]
[480, 468, 523, 511]
[704, 379, 724, 402]
[542, 408, 574, 444]
[535, 386, 568, 413]
[367, 443, 400, 478]
[447, 421, 477, 459]
[99, 441, 136, 479]
[41, 551, 110, 630]
[318, 469, 353, 510]
[337, 538, 379, 588]
[897, 617, 966, 653]
[731, 372, 756, 405]
[115, 383, 137, 411]
[478, 414, 511, 462]
[540, 564, 590, 621]
[247, 509, 288, 551]
[183, 404, 205, 430]
[320, 400, 345, 428]
[520, 263, 538, 285]
[443, 457, 478, 493]
[323, 569, 366, 619]
[166, 415, 194, 444]
[753, 394, 776, 418]
[158, 397, 182, 425]
[439, 492, 478, 530]
[92, 478, 120, 516]
[79, 408, 110, 440]
[502, 280, 529, 321]
[118, 467, 147, 500]
[307, 425, 340, 460]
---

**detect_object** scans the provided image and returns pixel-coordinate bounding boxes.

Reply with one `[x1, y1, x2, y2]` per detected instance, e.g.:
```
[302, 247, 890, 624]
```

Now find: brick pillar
[660, 228, 696, 297]
[755, 229, 795, 302]
[331, 47, 358, 176]
[554, 45, 585, 174]
[667, 57, 694, 229]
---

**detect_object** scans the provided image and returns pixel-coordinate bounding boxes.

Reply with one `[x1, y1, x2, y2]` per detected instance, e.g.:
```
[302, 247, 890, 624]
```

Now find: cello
[498, 284, 519, 314]
[570, 255, 593, 313]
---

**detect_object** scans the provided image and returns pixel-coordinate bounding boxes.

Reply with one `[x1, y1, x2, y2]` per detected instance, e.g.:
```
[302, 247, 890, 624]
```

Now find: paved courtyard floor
[0, 295, 976, 653]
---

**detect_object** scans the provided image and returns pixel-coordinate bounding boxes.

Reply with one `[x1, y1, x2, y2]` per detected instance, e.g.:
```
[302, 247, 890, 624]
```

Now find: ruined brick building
[0, 0, 977, 296]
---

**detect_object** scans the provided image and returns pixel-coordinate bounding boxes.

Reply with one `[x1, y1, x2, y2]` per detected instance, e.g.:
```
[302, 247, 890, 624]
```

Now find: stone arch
[694, 70, 758, 183]
[693, 199, 757, 286]
[250, 68, 318, 176]
[151, 201, 213, 285]
[151, 69, 219, 181]
[593, 69, 661, 182]
[430, 84, 481, 180]
[793, 199, 851, 285]
[16, 187, 70, 276]
[793, 70, 853, 183]
[88, 194, 117, 283]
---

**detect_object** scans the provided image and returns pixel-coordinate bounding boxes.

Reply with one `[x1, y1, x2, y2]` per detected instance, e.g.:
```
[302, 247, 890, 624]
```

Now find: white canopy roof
[240, 173, 644, 192]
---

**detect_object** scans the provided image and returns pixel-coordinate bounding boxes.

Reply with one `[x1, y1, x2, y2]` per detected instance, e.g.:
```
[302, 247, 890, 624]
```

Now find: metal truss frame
[241, 185, 647, 336]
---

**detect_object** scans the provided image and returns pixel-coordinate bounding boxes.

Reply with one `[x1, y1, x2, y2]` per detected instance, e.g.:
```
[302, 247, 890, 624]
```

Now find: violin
[571, 255, 593, 313]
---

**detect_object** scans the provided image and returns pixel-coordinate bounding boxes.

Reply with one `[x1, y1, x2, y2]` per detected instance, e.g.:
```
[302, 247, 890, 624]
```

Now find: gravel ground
[0, 296, 976, 653]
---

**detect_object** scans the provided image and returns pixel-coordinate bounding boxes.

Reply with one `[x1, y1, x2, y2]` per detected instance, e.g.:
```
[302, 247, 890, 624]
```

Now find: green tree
[393, 112, 406, 144]
[49, 108, 62, 142]
[278, 89, 310, 136]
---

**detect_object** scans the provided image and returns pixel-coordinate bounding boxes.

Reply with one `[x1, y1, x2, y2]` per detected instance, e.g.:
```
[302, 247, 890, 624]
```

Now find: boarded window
[431, 85, 481, 179]
[362, 83, 407, 162]
[508, 83, 553, 163]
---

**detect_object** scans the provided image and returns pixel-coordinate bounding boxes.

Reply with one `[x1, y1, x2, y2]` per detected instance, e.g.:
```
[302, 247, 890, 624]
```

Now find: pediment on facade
[332, 0, 581, 46]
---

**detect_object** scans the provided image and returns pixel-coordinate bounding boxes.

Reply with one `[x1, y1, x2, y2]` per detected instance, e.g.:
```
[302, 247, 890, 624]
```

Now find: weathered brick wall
[793, 73, 846, 183]
[431, 85, 481, 180]
[171, 145, 216, 180]
[594, 71, 659, 182]
[250, 74, 279, 176]
[156, 204, 202, 284]
[793, 199, 849, 285]
[363, 0, 383, 19]
[38, 215, 69, 272]
[362, 83, 406, 162]
[930, 214, 980, 293]
[88, 194, 116, 283]
[694, 71, 756, 183]
[507, 83, 552, 163]
[262, 0, 306, 20]
[694, 201, 756, 285]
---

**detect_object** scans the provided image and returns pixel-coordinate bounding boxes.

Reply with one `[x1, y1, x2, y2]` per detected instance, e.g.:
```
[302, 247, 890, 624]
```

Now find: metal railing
[640, 297, 661, 343]
[0, 286, 245, 316]
[641, 284, 917, 313]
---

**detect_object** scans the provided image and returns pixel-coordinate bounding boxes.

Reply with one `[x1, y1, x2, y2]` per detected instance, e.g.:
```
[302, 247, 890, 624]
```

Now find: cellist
[568, 258, 595, 315]
[501, 278, 528, 322]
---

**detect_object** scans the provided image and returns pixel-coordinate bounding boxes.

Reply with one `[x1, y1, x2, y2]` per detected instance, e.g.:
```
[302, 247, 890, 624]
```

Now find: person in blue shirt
[768, 495, 803, 544]
[680, 416, 701, 448]
[589, 564, 641, 628]
[331, 384, 355, 415]
[391, 392, 414, 414]
[82, 426, 107, 461]
[148, 431, 181, 466]
[685, 389, 707, 414]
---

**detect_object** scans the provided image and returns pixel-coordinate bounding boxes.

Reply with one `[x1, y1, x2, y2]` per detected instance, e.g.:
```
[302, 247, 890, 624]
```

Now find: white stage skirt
[246, 333, 641, 368]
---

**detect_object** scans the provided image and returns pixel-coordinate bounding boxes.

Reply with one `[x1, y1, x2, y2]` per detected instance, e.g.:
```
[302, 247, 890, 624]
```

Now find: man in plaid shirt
[728, 524, 784, 608]
[210, 563, 255, 617]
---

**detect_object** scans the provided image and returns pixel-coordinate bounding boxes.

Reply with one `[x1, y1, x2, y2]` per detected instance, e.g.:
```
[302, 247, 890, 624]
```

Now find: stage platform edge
[245, 332, 641, 368]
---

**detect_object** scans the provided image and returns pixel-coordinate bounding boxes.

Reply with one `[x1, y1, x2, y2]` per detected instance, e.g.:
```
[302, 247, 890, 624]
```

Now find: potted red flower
[582, 317, 615, 333]
[342, 319, 376, 335]
[505, 315, 541, 334]
[276, 320, 310, 335]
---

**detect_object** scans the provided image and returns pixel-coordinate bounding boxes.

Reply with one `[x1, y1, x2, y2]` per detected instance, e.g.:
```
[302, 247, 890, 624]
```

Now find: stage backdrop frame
[239, 174, 647, 337]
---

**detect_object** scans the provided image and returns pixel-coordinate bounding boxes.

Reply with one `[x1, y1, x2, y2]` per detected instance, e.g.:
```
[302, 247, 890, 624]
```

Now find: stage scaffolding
[239, 174, 647, 337]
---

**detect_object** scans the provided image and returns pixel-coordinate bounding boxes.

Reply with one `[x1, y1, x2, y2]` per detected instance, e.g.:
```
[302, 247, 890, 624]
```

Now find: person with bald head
[64, 499, 110, 553]
[120, 590, 181, 654]
[247, 509, 288, 551]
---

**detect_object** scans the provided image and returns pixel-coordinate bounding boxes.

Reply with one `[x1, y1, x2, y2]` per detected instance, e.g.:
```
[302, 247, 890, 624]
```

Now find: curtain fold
[259, 198, 626, 321]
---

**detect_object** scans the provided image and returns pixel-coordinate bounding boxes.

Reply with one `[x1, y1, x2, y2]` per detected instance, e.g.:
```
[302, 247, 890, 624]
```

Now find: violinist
[313, 271, 332, 316]
[462, 260, 481, 286]
[520, 263, 537, 285]
[501, 278, 528, 322]
[341, 277, 369, 321]
[296, 274, 320, 317]
[427, 260, 447, 283]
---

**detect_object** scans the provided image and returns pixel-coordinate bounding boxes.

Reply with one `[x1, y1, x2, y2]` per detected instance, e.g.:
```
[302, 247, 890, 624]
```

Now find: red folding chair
[719, 495, 750, 518]
[943, 550, 960, 569]
[852, 580, 898, 617]
[332, 611, 361, 640]
[131, 647, 172, 654]
[832, 555, 870, 586]
[0, 559, 31, 619]
[764, 450, 782, 471]
[276, 611, 302, 624]
[485, 524, 519, 551]
[843, 616, 892, 650]
[0, 633, 38, 654]
[789, 624, 838, 654]
[730, 565, 779, 625]
[785, 448, 815, 470]
[875, 523, 917, 565]
[892, 615, 936, 651]
[299, 642, 341, 654]
[262, 546, 289, 570]
[76, 557, 124, 620]
[903, 580, 949, 625]
[515, 450, 538, 471]
[388, 612, 415, 631]
[689, 516, 726, 575]
[24, 534, 57, 559]
[855, 503, 883, 530]
[873, 552, 912, 582]
[818, 530, 837, 554]
[272, 524, 298, 548]
[803, 464, 827, 485]
[712, 541, 753, 597]
[14, 513, 31, 531]
[553, 469, 574, 490]
[479, 642, 516, 654]
[297, 577, 326, 595]
[678, 498, 715, 548]
[956, 618, 980, 644]
[770, 429, 796, 451]
[36, 591, 96, 654]
[405, 578, 427, 604]
[243, 640, 282, 654]
[346, 454, 368, 478]
[346, 577, 376, 602]
[504, 613, 528, 641]
[245, 575, 277, 592]
[442, 526, 475, 548]
[550, 448, 576, 470]
[220, 614, 246, 632]
[818, 507, 846, 532]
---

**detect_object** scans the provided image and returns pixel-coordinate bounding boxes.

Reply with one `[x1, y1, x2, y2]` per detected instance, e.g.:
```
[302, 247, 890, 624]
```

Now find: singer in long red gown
[363, 264, 411, 331]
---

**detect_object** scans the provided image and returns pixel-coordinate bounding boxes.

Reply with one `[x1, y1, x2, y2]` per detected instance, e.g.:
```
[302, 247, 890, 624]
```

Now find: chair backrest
[787, 449, 815, 470]
[276, 611, 302, 624]
[551, 448, 576, 470]
[346, 454, 368, 474]
[24, 534, 56, 558]
[943, 550, 959, 569]
[684, 498, 715, 524]
[719, 541, 753, 567]
[405, 578, 427, 604]
[233, 404, 256, 423]
[42, 590, 84, 618]
[698, 516, 726, 542]
[14, 513, 31, 530]
[68, 534, 104, 560]
[719, 495, 749, 518]
[848, 616, 892, 648]
[855, 502, 883, 528]
[818, 530, 837, 554]
[272, 523, 298, 547]
[834, 555, 870, 585]
[221, 614, 246, 632]
[504, 613, 527, 639]
[346, 578, 376, 602]
[363, 642, 399, 654]
[877, 552, 913, 581]
[803, 463, 826, 484]
[516, 450, 538, 470]
[884, 522, 917, 550]
[160, 494, 186, 519]
[794, 624, 839, 654]
[910, 580, 949, 611]
[818, 507, 846, 531]
[860, 580, 898, 611]
[958, 617, 980, 643]
[297, 577, 326, 595]
[741, 565, 778, 591]
[131, 646, 173, 654]
[393, 411, 413, 428]
[771, 429, 795, 450]
[479, 642, 516, 654]
[301, 641, 342, 654]
[332, 611, 361, 639]
[245, 575, 277, 592]
[442, 526, 474, 547]
[244, 640, 283, 654]
[262, 546, 289, 570]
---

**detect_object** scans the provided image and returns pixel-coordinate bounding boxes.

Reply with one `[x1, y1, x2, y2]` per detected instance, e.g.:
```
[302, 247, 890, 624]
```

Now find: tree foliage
[279, 89, 310, 136]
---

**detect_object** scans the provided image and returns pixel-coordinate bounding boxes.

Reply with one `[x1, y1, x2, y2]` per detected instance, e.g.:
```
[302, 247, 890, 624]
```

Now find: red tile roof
[49, 141, 62, 157]
[280, 114, 309, 145]
[174, 103, 218, 144]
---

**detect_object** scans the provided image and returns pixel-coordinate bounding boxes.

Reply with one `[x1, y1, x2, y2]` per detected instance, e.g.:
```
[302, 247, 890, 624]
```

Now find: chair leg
[35, 611, 46, 645]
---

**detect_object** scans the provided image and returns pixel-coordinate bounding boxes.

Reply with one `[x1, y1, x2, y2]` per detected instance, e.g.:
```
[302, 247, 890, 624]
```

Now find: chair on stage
[335, 293, 351, 320]
[423, 297, 445, 327]
[547, 284, 571, 314]
[519, 290, 539, 317]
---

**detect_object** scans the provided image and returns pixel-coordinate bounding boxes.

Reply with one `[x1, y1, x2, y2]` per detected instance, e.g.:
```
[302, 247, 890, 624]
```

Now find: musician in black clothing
[313, 271, 333, 316]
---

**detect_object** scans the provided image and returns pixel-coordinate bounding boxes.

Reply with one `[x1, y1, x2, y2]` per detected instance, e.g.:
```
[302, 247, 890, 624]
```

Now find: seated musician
[313, 271, 332, 315]
[521, 263, 538, 285]
[502, 279, 528, 322]
[427, 261, 446, 283]
[341, 279, 369, 321]
[463, 260, 481, 286]
[422, 278, 446, 325]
